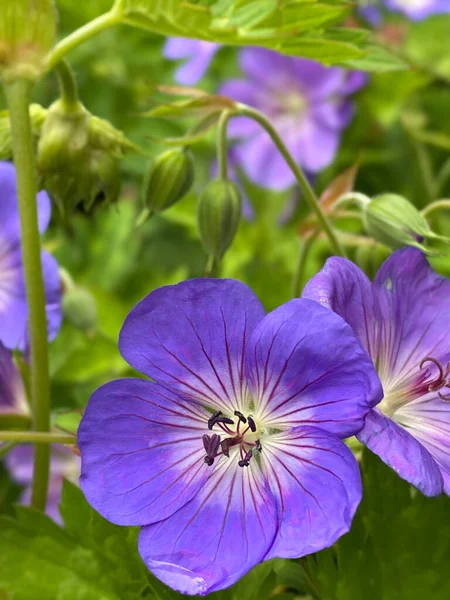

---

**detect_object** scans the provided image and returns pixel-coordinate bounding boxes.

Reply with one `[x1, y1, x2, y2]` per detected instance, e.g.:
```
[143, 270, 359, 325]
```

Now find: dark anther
[238, 449, 254, 468]
[234, 410, 247, 424]
[203, 434, 221, 466]
[208, 411, 222, 430]
[202, 434, 211, 452]
[221, 438, 231, 457]
[247, 416, 256, 432]
[216, 416, 235, 426]
[204, 456, 214, 466]
[255, 439, 262, 453]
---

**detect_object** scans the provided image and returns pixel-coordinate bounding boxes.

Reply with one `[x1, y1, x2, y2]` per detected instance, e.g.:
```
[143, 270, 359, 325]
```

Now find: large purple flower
[0, 343, 28, 416]
[218, 48, 366, 191]
[164, 38, 220, 85]
[303, 247, 450, 497]
[78, 279, 382, 595]
[0, 161, 62, 350]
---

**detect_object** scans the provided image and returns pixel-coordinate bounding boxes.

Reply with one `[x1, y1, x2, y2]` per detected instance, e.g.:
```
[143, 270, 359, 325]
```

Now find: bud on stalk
[197, 178, 242, 260]
[137, 148, 195, 224]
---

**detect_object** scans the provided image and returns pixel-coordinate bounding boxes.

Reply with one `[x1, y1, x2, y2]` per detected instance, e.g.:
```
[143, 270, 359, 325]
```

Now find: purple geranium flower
[218, 48, 366, 191]
[78, 279, 382, 594]
[303, 247, 450, 496]
[0, 161, 62, 350]
[164, 38, 220, 85]
[384, 0, 450, 19]
[0, 343, 28, 415]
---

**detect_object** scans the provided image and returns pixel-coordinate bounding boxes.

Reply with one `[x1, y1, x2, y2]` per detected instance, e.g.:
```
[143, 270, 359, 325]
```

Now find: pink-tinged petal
[119, 279, 266, 412]
[395, 393, 450, 495]
[138, 458, 278, 595]
[262, 426, 361, 559]
[78, 378, 211, 526]
[246, 298, 382, 438]
[0, 343, 28, 415]
[357, 409, 443, 496]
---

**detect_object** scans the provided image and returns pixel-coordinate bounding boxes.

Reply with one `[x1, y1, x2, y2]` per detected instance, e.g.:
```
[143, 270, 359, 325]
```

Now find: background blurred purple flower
[218, 48, 366, 191]
[164, 38, 220, 85]
[0, 161, 62, 351]
[0, 343, 28, 416]
[384, 0, 450, 19]
[79, 278, 382, 595]
[6, 444, 80, 523]
[304, 248, 450, 497]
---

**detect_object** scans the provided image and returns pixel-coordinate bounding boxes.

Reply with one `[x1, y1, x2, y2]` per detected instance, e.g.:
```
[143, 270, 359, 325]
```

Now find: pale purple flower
[0, 161, 62, 351]
[359, 0, 450, 21]
[164, 38, 220, 85]
[304, 247, 450, 496]
[6, 444, 80, 523]
[79, 278, 382, 595]
[218, 48, 366, 191]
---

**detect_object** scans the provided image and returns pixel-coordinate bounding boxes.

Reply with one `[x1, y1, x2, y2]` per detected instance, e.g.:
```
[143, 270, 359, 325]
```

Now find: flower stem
[4, 80, 51, 511]
[217, 111, 232, 180]
[421, 199, 450, 218]
[46, 9, 123, 71]
[0, 432, 76, 444]
[54, 60, 79, 109]
[236, 105, 346, 257]
[292, 232, 319, 298]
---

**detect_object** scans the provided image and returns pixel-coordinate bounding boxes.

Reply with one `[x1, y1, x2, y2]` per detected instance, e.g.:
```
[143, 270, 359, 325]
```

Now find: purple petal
[245, 298, 382, 438]
[0, 343, 28, 414]
[384, 0, 450, 20]
[78, 378, 212, 526]
[358, 409, 443, 496]
[41, 250, 62, 342]
[262, 426, 362, 559]
[164, 38, 220, 85]
[0, 161, 51, 242]
[138, 459, 278, 595]
[119, 279, 266, 413]
[239, 48, 293, 88]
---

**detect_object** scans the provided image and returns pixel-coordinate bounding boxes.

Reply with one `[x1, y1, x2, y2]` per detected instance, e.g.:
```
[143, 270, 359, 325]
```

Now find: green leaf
[117, 0, 405, 71]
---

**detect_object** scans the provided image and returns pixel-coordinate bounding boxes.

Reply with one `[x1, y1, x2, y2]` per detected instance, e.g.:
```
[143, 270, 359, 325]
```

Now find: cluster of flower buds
[197, 177, 242, 262]
[137, 148, 195, 225]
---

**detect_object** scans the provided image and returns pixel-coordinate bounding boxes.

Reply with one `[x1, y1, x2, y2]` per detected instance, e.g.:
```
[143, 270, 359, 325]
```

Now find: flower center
[202, 410, 262, 468]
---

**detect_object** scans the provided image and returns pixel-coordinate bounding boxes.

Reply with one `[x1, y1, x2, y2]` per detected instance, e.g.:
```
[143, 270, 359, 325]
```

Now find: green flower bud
[363, 193, 450, 254]
[0, 1, 56, 81]
[138, 149, 195, 224]
[37, 100, 136, 217]
[197, 178, 242, 260]
[62, 287, 97, 332]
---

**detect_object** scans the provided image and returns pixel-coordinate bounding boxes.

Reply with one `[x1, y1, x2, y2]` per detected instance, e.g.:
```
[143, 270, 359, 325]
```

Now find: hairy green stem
[0, 432, 76, 444]
[55, 60, 79, 109]
[46, 9, 122, 71]
[4, 80, 51, 511]
[236, 105, 346, 256]
[216, 111, 232, 180]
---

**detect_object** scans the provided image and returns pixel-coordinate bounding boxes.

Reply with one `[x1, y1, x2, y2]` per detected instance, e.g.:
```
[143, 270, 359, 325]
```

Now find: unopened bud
[0, 1, 56, 80]
[197, 178, 242, 259]
[363, 193, 450, 254]
[62, 287, 97, 332]
[138, 149, 195, 224]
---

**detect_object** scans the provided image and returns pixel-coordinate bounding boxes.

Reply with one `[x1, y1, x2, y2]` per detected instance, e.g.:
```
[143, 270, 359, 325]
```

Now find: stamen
[255, 439, 262, 453]
[238, 449, 254, 468]
[202, 433, 221, 466]
[208, 411, 222, 430]
[420, 356, 450, 397]
[247, 416, 256, 432]
[215, 416, 235, 426]
[234, 410, 247, 424]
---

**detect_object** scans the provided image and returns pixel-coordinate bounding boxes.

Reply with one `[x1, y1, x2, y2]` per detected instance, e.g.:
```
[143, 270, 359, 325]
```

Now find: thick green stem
[421, 199, 450, 218]
[216, 111, 232, 180]
[236, 106, 346, 257]
[46, 9, 122, 71]
[0, 432, 75, 444]
[4, 80, 51, 511]
[55, 60, 79, 109]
